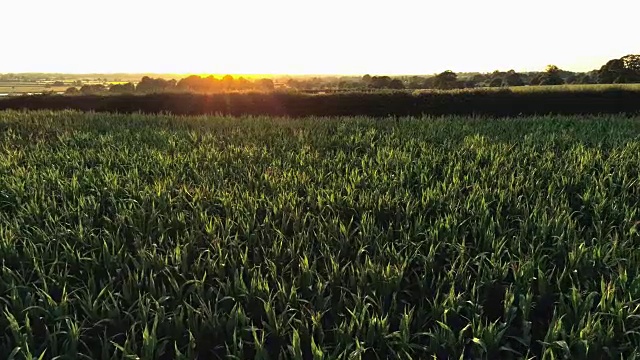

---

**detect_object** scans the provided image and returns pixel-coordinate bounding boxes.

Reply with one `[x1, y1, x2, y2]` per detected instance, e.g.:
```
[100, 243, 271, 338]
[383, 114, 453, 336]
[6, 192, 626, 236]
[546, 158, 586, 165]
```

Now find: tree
[422, 76, 436, 89]
[598, 59, 625, 83]
[598, 55, 640, 84]
[540, 76, 564, 85]
[538, 65, 565, 85]
[362, 74, 372, 84]
[369, 76, 392, 89]
[530, 75, 543, 86]
[489, 70, 506, 84]
[565, 75, 578, 84]
[178, 75, 213, 92]
[489, 78, 503, 87]
[464, 74, 487, 87]
[236, 77, 251, 90]
[579, 74, 592, 84]
[257, 78, 274, 91]
[622, 54, 640, 72]
[388, 79, 405, 89]
[433, 71, 461, 90]
[472, 74, 488, 83]
[65, 87, 79, 95]
[503, 71, 524, 87]
[221, 75, 234, 90]
[109, 82, 135, 93]
[79, 84, 107, 94]
[136, 76, 177, 93]
[545, 65, 560, 74]
[338, 80, 359, 89]
[407, 76, 425, 89]
[464, 79, 478, 88]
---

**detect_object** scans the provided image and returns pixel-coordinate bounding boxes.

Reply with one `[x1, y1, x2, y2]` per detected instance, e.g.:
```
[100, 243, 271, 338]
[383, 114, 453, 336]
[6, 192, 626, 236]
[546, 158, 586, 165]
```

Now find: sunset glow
[2, 0, 639, 75]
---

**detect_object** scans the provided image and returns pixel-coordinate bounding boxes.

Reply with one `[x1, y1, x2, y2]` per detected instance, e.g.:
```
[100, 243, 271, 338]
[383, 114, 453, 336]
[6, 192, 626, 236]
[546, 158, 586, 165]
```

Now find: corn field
[0, 110, 639, 360]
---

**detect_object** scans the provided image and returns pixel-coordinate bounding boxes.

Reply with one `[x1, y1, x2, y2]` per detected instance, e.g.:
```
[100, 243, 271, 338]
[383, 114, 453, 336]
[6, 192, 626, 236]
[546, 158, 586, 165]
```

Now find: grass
[408, 83, 640, 95]
[0, 86, 69, 94]
[0, 110, 639, 359]
[0, 81, 112, 95]
[508, 83, 640, 92]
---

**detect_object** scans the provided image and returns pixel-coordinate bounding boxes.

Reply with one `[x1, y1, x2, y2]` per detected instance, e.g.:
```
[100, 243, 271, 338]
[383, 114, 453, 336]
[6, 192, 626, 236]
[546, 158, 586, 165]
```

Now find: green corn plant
[1, 111, 640, 359]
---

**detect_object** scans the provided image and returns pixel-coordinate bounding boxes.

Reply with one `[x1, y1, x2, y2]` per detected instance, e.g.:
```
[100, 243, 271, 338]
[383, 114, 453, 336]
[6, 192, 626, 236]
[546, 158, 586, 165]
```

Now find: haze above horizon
[2, 0, 638, 75]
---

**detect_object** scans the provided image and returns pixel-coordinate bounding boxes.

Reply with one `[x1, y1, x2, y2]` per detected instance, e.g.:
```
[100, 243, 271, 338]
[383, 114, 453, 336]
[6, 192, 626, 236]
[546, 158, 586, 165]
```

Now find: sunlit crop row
[0, 111, 639, 359]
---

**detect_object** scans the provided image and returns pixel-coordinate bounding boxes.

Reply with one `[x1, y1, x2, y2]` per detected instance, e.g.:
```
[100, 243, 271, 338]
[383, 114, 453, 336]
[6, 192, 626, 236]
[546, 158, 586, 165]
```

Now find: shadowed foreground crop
[0, 111, 639, 359]
[3, 89, 640, 117]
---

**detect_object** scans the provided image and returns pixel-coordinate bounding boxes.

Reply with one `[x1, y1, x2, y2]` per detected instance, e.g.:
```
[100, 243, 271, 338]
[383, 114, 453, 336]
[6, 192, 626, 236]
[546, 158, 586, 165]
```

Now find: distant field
[502, 83, 640, 92]
[404, 83, 640, 95]
[0, 81, 114, 95]
[0, 110, 639, 359]
[0, 85, 69, 94]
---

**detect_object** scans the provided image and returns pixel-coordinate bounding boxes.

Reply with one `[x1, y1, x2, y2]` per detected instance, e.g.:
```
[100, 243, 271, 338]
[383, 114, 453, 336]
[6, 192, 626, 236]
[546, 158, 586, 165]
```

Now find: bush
[489, 78, 503, 87]
[65, 87, 79, 95]
[2, 90, 640, 117]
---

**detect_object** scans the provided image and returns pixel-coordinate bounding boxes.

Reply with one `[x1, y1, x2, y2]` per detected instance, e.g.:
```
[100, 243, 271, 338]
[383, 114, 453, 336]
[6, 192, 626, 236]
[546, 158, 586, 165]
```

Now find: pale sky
[1, 0, 638, 75]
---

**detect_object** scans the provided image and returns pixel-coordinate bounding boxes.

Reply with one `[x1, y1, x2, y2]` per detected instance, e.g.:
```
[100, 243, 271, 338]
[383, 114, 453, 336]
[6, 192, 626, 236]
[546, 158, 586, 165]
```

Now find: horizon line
[0, 68, 601, 78]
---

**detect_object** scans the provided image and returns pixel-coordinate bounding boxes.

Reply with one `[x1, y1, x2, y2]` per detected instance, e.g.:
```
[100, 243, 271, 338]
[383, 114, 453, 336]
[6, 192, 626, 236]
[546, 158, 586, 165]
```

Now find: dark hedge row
[1, 90, 640, 116]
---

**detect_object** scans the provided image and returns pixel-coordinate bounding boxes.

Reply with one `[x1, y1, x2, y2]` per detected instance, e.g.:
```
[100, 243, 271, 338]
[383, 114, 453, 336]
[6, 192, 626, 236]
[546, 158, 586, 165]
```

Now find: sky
[2, 0, 639, 75]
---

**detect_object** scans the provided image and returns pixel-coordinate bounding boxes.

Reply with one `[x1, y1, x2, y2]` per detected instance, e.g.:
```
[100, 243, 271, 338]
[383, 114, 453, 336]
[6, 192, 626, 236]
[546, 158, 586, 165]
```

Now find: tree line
[290, 55, 640, 90]
[270, 55, 640, 91]
[59, 54, 640, 94]
[65, 75, 276, 95]
[359, 54, 639, 90]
